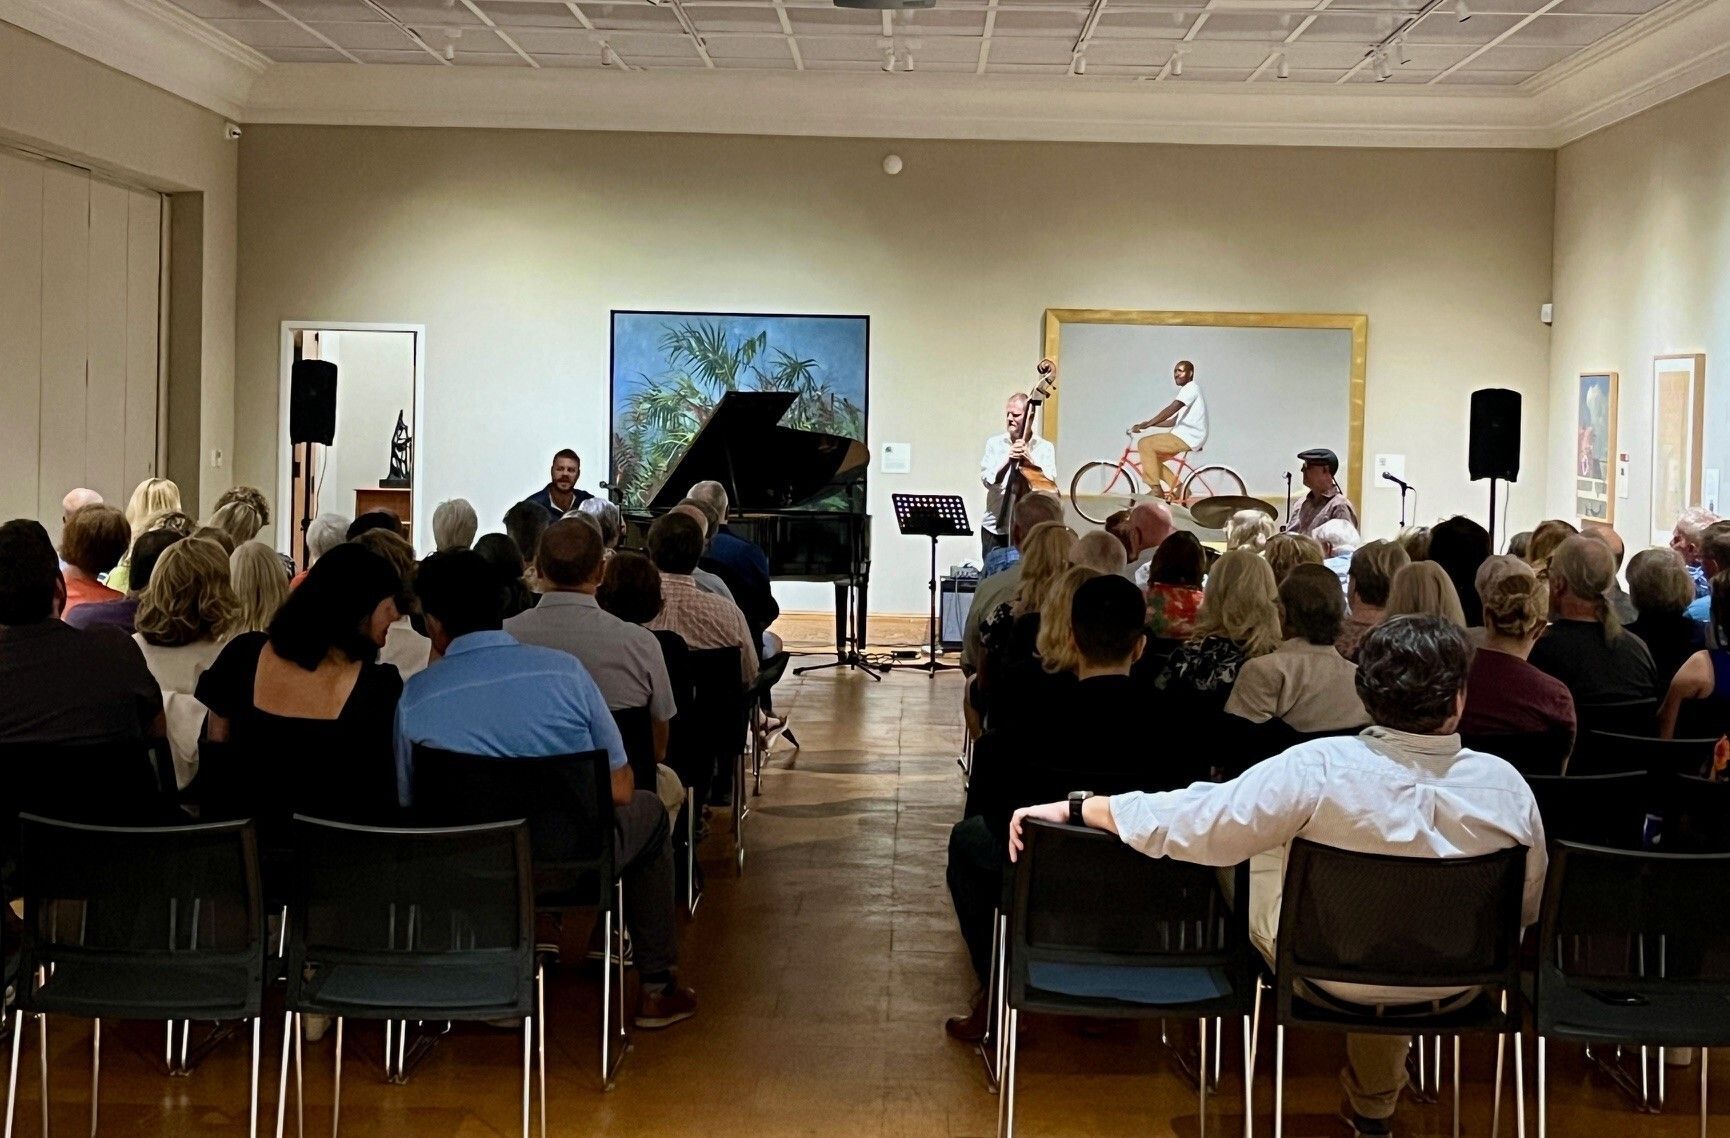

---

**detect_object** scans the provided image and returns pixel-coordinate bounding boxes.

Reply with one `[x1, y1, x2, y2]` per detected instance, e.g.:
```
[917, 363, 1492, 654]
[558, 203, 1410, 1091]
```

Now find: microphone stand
[1283, 472, 1293, 530]
[1398, 484, 1411, 528]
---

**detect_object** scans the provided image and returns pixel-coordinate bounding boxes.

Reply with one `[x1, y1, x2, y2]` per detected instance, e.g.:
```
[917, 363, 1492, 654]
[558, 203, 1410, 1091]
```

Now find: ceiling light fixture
[1276, 54, 1289, 80]
[883, 46, 896, 71]
[1456, 0, 1472, 20]
[1074, 52, 1087, 75]
[1171, 51, 1183, 76]
[902, 48, 915, 71]
[1373, 48, 1392, 81]
[1394, 36, 1410, 66]
[443, 43, 455, 60]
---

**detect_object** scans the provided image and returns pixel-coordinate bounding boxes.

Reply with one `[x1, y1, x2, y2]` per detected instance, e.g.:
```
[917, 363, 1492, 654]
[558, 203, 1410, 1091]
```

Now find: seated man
[395, 549, 696, 1029]
[1683, 521, 1730, 638]
[945, 574, 1184, 1042]
[0, 519, 165, 748]
[64, 527, 181, 634]
[1672, 506, 1719, 599]
[1314, 518, 1360, 596]
[1118, 500, 1175, 588]
[1011, 615, 1545, 1137]
[645, 513, 757, 687]
[686, 479, 780, 652]
[669, 501, 738, 606]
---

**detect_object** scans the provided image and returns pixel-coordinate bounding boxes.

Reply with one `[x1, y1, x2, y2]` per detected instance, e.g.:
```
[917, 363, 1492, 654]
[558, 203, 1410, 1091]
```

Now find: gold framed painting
[1649, 353, 1707, 546]
[1574, 371, 1617, 526]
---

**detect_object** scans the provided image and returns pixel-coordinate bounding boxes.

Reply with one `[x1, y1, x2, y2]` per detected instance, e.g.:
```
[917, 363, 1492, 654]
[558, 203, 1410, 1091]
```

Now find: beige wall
[0, 21, 237, 517]
[1550, 74, 1730, 551]
[236, 126, 1554, 613]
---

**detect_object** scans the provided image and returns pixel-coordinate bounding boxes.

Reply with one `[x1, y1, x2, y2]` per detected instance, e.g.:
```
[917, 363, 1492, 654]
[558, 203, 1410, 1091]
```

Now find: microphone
[1381, 471, 1411, 491]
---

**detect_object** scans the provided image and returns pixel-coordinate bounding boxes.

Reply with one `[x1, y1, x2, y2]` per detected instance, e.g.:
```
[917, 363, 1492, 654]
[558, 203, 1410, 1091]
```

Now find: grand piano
[621, 391, 871, 660]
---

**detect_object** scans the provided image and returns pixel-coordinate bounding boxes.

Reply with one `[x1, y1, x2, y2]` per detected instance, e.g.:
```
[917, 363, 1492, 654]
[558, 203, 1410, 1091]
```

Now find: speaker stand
[1487, 476, 1500, 546]
[299, 441, 316, 571]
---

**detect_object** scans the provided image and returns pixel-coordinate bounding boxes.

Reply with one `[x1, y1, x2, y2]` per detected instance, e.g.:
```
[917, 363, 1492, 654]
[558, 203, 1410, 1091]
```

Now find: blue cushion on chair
[1028, 961, 1231, 1006]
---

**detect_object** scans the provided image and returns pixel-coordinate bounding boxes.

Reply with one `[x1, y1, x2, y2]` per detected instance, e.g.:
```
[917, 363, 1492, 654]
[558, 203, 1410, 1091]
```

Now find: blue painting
[609, 311, 869, 508]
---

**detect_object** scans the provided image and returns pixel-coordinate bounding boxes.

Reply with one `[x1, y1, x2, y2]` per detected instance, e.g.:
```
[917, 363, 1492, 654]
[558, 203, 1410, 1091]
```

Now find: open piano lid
[644, 390, 869, 511]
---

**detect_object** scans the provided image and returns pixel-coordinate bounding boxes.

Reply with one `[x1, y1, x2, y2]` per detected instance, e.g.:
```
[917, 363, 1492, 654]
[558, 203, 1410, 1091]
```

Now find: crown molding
[0, 0, 266, 120]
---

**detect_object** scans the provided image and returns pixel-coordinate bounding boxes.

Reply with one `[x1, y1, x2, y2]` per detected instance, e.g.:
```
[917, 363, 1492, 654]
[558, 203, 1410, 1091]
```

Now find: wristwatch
[1068, 790, 1093, 826]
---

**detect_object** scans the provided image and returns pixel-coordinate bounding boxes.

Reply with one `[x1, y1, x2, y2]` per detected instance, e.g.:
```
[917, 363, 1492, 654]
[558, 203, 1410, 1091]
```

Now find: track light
[1276, 53, 1289, 79]
[882, 47, 895, 72]
[1457, 0, 1472, 20]
[443, 42, 454, 60]
[1171, 51, 1183, 76]
[1394, 36, 1410, 66]
[902, 49, 914, 71]
[1073, 52, 1086, 75]
[1373, 48, 1392, 81]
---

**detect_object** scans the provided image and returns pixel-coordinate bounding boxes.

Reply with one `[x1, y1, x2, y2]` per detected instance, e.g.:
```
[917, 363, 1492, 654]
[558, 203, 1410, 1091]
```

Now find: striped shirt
[647, 573, 758, 685]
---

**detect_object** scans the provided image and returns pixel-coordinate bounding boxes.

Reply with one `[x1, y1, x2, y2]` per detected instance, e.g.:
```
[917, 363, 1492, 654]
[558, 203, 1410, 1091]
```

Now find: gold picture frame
[1649, 353, 1707, 546]
[1041, 308, 1369, 506]
[1575, 371, 1618, 527]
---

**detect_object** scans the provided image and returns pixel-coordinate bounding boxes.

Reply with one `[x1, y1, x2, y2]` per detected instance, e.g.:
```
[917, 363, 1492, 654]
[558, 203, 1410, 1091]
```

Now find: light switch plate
[881, 443, 911, 474]
[1372, 453, 1406, 487]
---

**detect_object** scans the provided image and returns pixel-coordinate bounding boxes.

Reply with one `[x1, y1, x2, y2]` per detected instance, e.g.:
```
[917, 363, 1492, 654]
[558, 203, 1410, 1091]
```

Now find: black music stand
[892, 493, 971, 675]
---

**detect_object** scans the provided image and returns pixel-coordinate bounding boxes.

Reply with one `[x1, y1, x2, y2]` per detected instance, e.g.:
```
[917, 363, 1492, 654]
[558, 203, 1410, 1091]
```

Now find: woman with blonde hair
[1526, 518, 1579, 571]
[1036, 566, 1102, 677]
[134, 537, 237, 787]
[1155, 549, 1281, 713]
[1008, 522, 1079, 618]
[107, 478, 183, 593]
[1263, 532, 1324, 584]
[1530, 535, 1656, 706]
[229, 540, 291, 635]
[1459, 556, 1576, 749]
[1225, 509, 1276, 553]
[975, 522, 1078, 719]
[210, 500, 267, 549]
[1385, 561, 1467, 628]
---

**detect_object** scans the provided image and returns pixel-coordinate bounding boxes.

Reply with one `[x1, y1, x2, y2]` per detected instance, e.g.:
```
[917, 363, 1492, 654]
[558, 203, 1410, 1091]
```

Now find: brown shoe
[634, 984, 698, 1029]
[945, 995, 988, 1043]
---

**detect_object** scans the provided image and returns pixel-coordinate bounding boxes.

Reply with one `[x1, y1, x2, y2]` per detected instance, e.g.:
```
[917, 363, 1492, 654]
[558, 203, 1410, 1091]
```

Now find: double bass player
[978, 362, 1057, 567]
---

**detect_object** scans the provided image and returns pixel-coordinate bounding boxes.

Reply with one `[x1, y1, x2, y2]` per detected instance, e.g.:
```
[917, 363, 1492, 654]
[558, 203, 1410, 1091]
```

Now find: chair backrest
[411, 746, 615, 908]
[1, 740, 179, 867]
[1571, 730, 1715, 778]
[285, 815, 535, 1020]
[14, 813, 264, 1020]
[1536, 840, 1730, 1043]
[1525, 771, 1648, 850]
[610, 705, 658, 789]
[1274, 838, 1526, 1013]
[1010, 819, 1253, 1014]
[1461, 732, 1574, 777]
[744, 651, 791, 702]
[1661, 774, 1730, 853]
[670, 646, 746, 784]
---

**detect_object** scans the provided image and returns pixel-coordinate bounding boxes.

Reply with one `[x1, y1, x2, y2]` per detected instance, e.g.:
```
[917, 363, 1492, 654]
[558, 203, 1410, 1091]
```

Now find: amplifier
[940, 576, 976, 650]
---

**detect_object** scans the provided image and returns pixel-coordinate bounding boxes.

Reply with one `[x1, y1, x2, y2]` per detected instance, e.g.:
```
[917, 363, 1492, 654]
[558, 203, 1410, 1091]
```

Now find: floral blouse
[1146, 584, 1205, 641]
[1155, 635, 1250, 696]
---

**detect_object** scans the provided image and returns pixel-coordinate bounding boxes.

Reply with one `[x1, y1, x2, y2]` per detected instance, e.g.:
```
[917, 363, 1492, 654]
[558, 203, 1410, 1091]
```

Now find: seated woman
[1659, 578, 1730, 741]
[1385, 560, 1467, 628]
[353, 528, 433, 679]
[1458, 557, 1576, 755]
[1262, 532, 1323, 584]
[985, 566, 1097, 730]
[475, 532, 540, 619]
[974, 522, 1076, 716]
[133, 536, 237, 789]
[1155, 549, 1281, 717]
[1225, 509, 1275, 554]
[1144, 531, 1207, 642]
[1336, 540, 1408, 661]
[1627, 547, 1700, 692]
[598, 550, 693, 823]
[1529, 535, 1657, 708]
[195, 543, 405, 833]
[1225, 562, 1369, 734]
[229, 540, 291, 635]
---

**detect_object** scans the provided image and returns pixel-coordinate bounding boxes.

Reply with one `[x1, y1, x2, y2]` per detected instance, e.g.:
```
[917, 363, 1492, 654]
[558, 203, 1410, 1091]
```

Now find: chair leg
[994, 914, 1009, 1088]
[981, 910, 1001, 1092]
[331, 1019, 343, 1138]
[383, 1022, 394, 1083]
[275, 1014, 292, 1138]
[89, 1018, 100, 1138]
[37, 1009, 47, 1138]
[520, 1016, 531, 1138]
[294, 1016, 304, 1138]
[1515, 1032, 1526, 1138]
[5, 1011, 23, 1138]
[1242, 1013, 1254, 1138]
[1198, 1015, 1209, 1138]
[615, 882, 628, 1043]
[1453, 1036, 1462, 1138]
[1417, 1036, 1427, 1097]
[1274, 1024, 1285, 1138]
[1537, 1036, 1546, 1138]
[250, 1017, 262, 1138]
[996, 1008, 1019, 1138]
[600, 908, 613, 1087]
[535, 963, 547, 1138]
[1493, 1032, 1506, 1138]
[1701, 1047, 1710, 1138]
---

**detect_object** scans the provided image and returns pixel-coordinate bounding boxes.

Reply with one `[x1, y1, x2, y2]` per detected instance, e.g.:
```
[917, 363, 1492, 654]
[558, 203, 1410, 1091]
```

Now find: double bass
[992, 358, 1059, 534]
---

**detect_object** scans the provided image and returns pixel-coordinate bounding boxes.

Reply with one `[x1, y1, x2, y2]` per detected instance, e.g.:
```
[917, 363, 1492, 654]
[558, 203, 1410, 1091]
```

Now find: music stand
[891, 493, 971, 675]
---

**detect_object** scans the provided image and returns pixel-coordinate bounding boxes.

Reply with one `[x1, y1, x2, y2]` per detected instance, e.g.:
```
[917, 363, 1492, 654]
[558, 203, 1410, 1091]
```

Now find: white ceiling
[164, 0, 1675, 85]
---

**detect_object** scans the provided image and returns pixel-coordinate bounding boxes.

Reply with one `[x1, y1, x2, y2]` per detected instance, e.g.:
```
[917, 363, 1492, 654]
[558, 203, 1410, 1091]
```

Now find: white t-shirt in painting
[1170, 382, 1209, 450]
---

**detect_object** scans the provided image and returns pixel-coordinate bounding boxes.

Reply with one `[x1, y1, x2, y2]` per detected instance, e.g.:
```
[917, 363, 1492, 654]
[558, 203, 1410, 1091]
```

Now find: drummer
[1287, 447, 1359, 537]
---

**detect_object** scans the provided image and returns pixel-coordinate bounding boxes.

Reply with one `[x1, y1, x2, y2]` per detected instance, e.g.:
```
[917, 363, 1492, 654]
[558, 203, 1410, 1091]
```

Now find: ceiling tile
[191, 18, 329, 50]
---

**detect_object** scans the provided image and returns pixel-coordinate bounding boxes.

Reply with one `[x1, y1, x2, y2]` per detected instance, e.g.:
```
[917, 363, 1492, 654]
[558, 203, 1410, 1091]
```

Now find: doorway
[277, 323, 425, 567]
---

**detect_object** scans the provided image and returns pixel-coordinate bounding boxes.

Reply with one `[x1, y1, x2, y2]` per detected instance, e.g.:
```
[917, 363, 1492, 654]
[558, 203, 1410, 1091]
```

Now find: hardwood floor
[7, 669, 1722, 1136]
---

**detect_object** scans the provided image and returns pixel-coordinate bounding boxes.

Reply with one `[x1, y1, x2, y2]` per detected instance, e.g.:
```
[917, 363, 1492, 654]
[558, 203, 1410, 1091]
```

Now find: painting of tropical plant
[610, 312, 868, 508]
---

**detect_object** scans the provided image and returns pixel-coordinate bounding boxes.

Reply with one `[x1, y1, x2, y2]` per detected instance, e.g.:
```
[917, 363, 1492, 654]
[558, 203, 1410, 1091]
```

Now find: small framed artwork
[1649, 353, 1707, 546]
[1575, 371, 1617, 526]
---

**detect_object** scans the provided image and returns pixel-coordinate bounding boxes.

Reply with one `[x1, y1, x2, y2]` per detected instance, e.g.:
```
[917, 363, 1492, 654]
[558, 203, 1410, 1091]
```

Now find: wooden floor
[8, 668, 1724, 1136]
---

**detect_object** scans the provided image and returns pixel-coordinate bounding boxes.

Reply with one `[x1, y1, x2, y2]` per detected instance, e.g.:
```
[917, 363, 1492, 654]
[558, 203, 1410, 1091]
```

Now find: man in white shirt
[1131, 360, 1208, 498]
[1010, 615, 1545, 1136]
[979, 393, 1056, 561]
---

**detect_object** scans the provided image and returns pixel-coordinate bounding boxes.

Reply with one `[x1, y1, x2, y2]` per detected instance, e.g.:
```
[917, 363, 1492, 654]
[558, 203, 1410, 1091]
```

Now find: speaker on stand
[290, 359, 338, 570]
[1469, 388, 1520, 544]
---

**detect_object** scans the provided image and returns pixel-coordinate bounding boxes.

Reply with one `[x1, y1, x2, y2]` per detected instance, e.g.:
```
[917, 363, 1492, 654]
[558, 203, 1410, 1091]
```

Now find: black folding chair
[1526, 772, 1650, 850]
[1271, 838, 1529, 1138]
[1, 740, 178, 867]
[746, 651, 793, 799]
[1000, 820, 1257, 1138]
[1461, 733, 1574, 778]
[412, 746, 628, 1089]
[282, 816, 540, 1138]
[1659, 774, 1730, 854]
[610, 705, 659, 791]
[1533, 841, 1730, 1136]
[675, 647, 744, 906]
[6, 814, 266, 1138]
[1575, 700, 1660, 743]
[1570, 731, 1716, 779]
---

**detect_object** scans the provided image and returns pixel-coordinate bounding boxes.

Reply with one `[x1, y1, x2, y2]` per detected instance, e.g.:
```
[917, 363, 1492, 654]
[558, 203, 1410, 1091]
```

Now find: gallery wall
[1549, 73, 1730, 550]
[235, 126, 1555, 615]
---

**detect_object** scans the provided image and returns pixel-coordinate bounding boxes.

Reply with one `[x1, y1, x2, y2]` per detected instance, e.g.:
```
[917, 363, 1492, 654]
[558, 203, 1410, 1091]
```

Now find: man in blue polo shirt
[395, 549, 695, 1029]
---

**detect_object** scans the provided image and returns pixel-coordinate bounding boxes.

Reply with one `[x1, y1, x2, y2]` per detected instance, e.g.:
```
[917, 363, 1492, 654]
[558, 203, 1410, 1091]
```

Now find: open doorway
[277, 323, 425, 566]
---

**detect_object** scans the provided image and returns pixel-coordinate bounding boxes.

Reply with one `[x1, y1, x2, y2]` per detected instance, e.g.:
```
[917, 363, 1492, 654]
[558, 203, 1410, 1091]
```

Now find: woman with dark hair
[1144, 531, 1206, 640]
[598, 552, 693, 708]
[1659, 577, 1730, 741]
[1427, 515, 1493, 627]
[195, 542, 405, 825]
[474, 532, 539, 619]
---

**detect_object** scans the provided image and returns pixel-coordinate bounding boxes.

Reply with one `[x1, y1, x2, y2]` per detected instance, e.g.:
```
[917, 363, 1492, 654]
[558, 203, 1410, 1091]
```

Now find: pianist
[527, 448, 596, 520]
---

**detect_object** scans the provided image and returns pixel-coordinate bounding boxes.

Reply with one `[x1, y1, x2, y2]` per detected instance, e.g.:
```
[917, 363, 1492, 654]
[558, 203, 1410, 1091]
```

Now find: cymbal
[1189, 495, 1277, 529]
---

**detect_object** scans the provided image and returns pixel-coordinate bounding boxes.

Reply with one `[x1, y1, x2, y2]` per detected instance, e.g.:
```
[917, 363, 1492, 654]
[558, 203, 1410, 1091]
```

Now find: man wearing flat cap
[1288, 447, 1359, 537]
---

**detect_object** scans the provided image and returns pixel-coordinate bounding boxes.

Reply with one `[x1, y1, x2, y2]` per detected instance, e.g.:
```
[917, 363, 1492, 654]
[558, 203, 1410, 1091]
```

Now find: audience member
[1659, 575, 1730, 740]
[1011, 615, 1545, 1137]
[1682, 522, 1730, 633]
[1336, 540, 1409, 662]
[1225, 509, 1276, 553]
[432, 498, 480, 551]
[1506, 530, 1533, 560]
[1103, 509, 1134, 560]
[1529, 535, 1657, 706]
[211, 485, 288, 574]
[976, 522, 1077, 696]
[294, 512, 351, 588]
[0, 519, 163, 747]
[1226, 562, 1368, 733]
[229, 540, 291, 635]
[65, 527, 181, 634]
[475, 533, 541, 620]
[347, 510, 404, 542]
[1427, 515, 1493, 627]
[352, 528, 431, 680]
[686, 480, 780, 653]
[209, 501, 266, 553]
[1071, 529, 1127, 577]
[1458, 557, 1576, 751]
[134, 537, 237, 786]
[986, 566, 1099, 725]
[1314, 518, 1359, 594]
[1585, 526, 1636, 625]
[962, 492, 1064, 672]
[61, 487, 102, 522]
[1671, 505, 1719, 598]
[58, 504, 130, 616]
[1119, 501, 1175, 587]
[1385, 561, 1466, 628]
[1396, 525, 1430, 561]
[577, 497, 624, 552]
[1143, 530, 1206, 641]
[199, 543, 405, 823]
[598, 552, 694, 732]
[1154, 550, 1281, 715]
[1263, 531, 1324, 584]
[104, 477, 179, 593]
[1626, 547, 1699, 690]
[1031, 567, 1100, 678]
[193, 525, 237, 555]
[667, 502, 739, 605]
[645, 512, 757, 685]
[214, 485, 271, 523]
[1526, 518, 1578, 572]
[396, 549, 695, 1029]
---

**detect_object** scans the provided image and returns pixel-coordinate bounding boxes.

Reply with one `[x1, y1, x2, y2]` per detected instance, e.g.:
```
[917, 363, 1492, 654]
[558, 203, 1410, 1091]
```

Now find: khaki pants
[1137, 433, 1191, 493]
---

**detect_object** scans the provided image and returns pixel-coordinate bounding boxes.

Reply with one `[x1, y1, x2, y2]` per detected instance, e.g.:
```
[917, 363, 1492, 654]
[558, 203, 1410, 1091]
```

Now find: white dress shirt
[380, 617, 432, 681]
[979, 432, 1056, 535]
[1107, 726, 1546, 1003]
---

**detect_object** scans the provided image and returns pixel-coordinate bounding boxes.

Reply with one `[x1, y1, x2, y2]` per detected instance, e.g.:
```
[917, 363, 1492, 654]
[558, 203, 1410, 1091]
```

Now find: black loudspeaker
[1469, 388, 1521, 482]
[289, 359, 338, 446]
